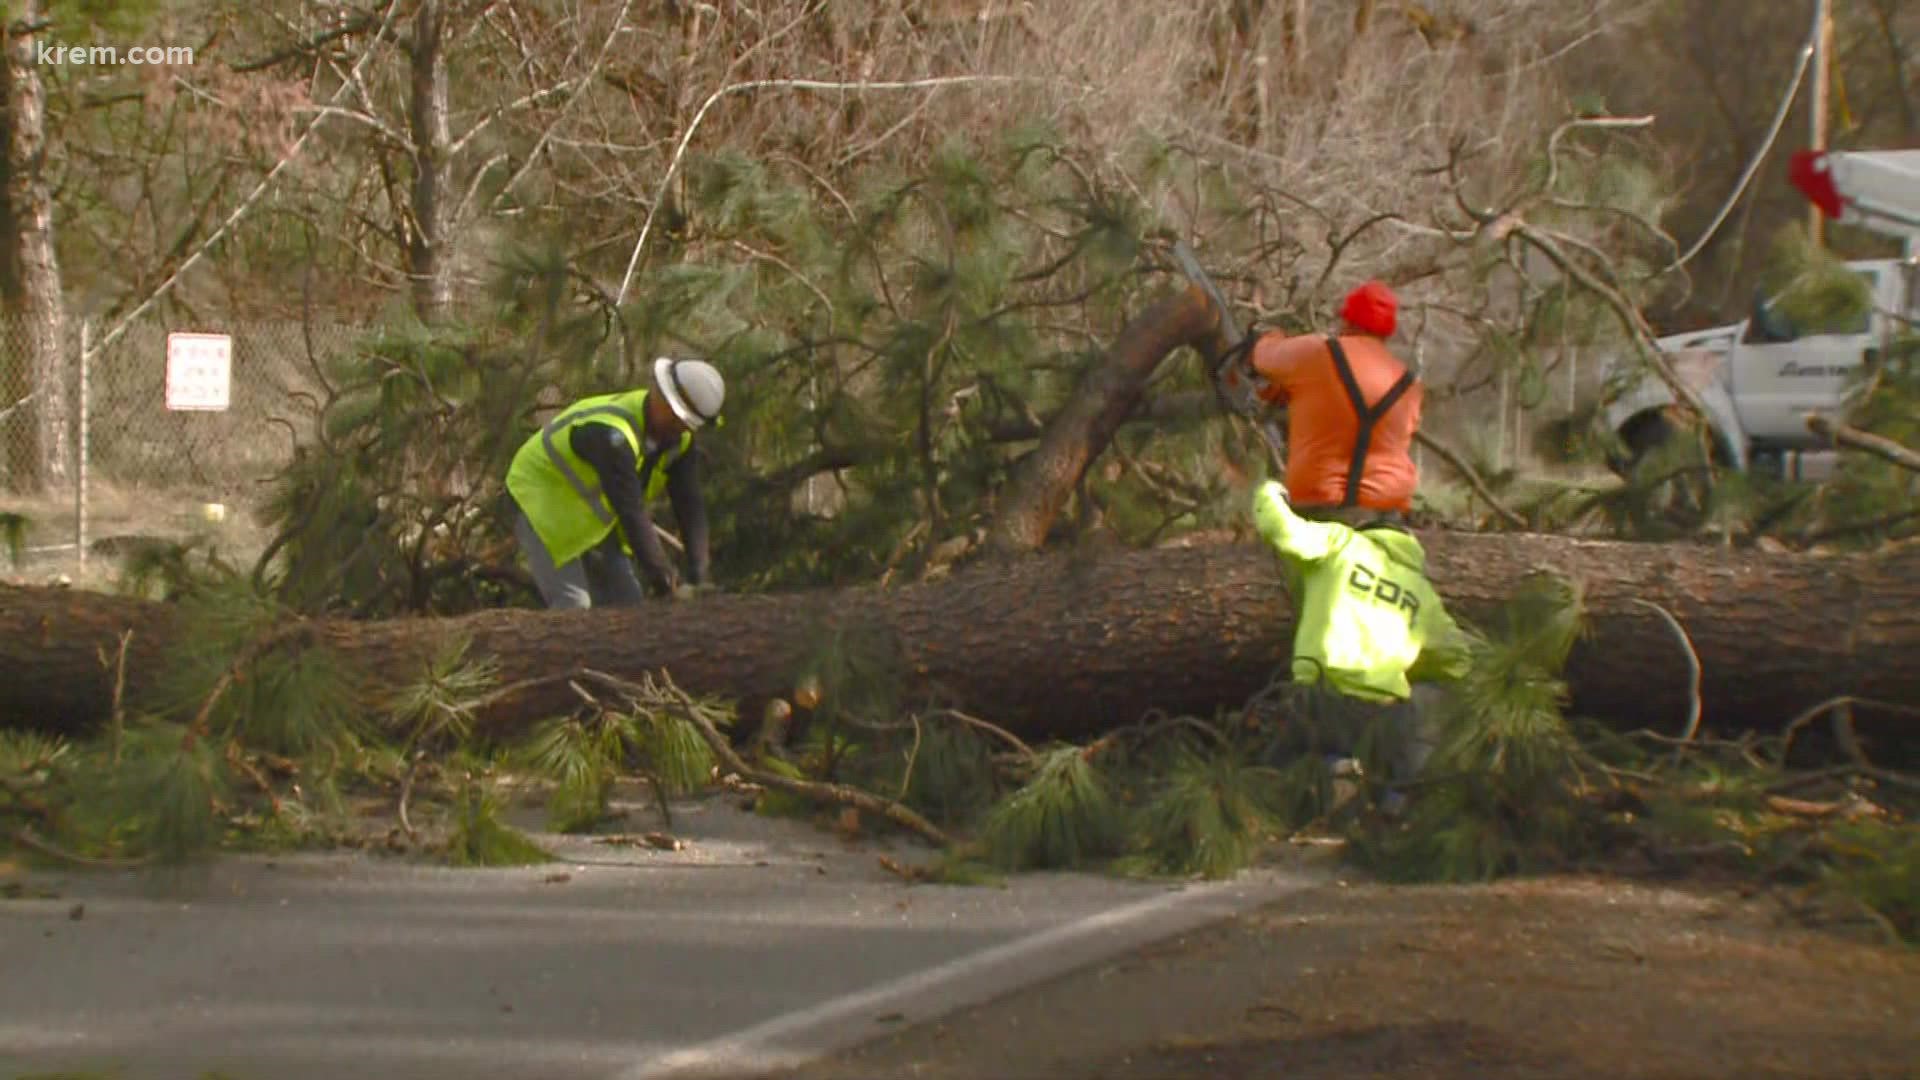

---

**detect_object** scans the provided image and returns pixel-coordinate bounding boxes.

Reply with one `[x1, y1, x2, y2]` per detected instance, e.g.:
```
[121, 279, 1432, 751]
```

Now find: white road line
[616, 869, 1317, 1080]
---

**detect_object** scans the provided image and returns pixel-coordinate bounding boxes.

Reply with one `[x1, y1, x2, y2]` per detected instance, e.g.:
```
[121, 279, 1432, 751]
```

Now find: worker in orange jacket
[1248, 280, 1421, 528]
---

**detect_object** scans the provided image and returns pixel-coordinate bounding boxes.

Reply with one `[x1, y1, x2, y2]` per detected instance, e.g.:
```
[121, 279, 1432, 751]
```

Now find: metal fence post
[75, 318, 88, 572]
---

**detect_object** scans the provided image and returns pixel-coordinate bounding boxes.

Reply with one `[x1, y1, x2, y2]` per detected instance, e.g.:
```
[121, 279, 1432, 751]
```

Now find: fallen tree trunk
[4, 533, 1917, 743]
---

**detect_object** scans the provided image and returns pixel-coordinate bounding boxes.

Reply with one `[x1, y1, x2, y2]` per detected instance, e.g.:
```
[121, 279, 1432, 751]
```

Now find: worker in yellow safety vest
[505, 357, 725, 608]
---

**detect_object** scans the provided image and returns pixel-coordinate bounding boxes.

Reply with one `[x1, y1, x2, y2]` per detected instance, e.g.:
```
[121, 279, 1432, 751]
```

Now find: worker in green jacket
[1250, 478, 1471, 788]
[505, 357, 726, 609]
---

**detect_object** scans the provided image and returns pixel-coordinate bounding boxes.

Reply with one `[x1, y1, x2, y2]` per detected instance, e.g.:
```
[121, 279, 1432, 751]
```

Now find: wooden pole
[1809, 0, 1833, 246]
[74, 318, 87, 573]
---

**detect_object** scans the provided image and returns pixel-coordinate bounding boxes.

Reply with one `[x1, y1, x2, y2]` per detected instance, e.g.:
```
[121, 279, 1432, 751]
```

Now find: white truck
[1600, 149, 1920, 480]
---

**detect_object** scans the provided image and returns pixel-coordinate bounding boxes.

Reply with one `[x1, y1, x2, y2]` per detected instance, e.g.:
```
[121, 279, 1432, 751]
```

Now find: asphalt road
[2, 796, 1319, 1080]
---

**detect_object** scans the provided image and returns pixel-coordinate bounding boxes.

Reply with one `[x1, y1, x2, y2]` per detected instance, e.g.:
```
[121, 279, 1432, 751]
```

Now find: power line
[1664, 1, 1827, 273]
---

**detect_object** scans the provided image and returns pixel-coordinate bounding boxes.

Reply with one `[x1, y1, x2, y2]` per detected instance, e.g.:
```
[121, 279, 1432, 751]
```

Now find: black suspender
[1326, 336, 1415, 508]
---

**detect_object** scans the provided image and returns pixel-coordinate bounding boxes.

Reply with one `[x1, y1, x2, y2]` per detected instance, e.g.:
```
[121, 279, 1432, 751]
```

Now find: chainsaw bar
[1171, 241, 1288, 465]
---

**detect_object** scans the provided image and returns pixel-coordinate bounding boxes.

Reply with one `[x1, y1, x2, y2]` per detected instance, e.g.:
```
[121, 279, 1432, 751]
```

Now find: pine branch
[1414, 431, 1528, 529]
[588, 668, 951, 848]
[1441, 138, 1712, 427]
[1807, 413, 1920, 474]
[615, 74, 1094, 304]
[186, 620, 323, 744]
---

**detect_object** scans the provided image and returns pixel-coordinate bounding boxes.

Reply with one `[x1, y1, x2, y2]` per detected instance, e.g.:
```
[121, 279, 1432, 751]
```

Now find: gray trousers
[512, 506, 647, 610]
[1268, 681, 1448, 788]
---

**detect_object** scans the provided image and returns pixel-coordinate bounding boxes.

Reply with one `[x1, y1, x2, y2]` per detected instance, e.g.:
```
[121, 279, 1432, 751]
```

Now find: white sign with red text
[166, 332, 232, 411]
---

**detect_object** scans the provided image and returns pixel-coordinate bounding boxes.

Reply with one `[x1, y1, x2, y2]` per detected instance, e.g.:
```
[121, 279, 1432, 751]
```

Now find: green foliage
[445, 776, 552, 867]
[27, 575, 369, 862]
[980, 746, 1125, 871]
[520, 713, 629, 833]
[1823, 822, 1920, 945]
[45, 0, 164, 39]
[795, 615, 905, 732]
[254, 306, 551, 617]
[901, 719, 1000, 829]
[1350, 573, 1599, 882]
[385, 634, 501, 754]
[1558, 426, 1728, 540]
[1122, 739, 1284, 879]
[1758, 225, 1875, 335]
[518, 705, 714, 833]
[92, 724, 227, 865]
[1812, 329, 1920, 546]
[110, 536, 241, 602]
[641, 712, 717, 798]
[151, 580, 362, 762]
[748, 753, 817, 821]
[0, 730, 69, 779]
[0, 511, 25, 568]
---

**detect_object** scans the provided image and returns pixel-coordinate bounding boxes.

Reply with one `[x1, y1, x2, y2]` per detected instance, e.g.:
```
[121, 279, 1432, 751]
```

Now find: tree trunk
[987, 286, 1223, 555]
[0, 1, 69, 495]
[5, 535, 1916, 743]
[408, 0, 454, 323]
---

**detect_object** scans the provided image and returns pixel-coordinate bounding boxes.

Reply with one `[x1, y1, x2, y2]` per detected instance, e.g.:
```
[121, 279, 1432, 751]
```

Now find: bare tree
[0, 0, 70, 494]
[407, 0, 453, 322]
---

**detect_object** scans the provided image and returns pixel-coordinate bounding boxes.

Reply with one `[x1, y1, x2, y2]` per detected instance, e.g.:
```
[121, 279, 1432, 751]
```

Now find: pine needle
[1821, 822, 1920, 945]
[981, 746, 1124, 871]
[0, 510, 26, 569]
[446, 778, 552, 867]
[385, 633, 502, 752]
[0, 731, 70, 777]
[1129, 741, 1283, 879]
[229, 644, 363, 760]
[94, 724, 229, 865]
[638, 712, 715, 797]
[1353, 571, 1602, 882]
[901, 718, 999, 828]
[521, 716, 615, 833]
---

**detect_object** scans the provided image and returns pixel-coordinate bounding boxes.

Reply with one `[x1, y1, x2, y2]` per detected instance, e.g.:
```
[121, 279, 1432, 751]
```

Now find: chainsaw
[1171, 240, 1288, 468]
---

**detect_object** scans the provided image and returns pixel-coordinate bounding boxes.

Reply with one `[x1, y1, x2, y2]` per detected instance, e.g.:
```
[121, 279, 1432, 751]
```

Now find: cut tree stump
[3, 532, 1916, 743]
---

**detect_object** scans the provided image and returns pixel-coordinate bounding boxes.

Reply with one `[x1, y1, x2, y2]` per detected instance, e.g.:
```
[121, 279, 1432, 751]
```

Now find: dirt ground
[739, 852, 1920, 1080]
[3, 479, 269, 591]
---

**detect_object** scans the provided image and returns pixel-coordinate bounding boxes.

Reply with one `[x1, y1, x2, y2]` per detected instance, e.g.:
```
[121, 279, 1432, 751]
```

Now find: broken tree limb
[1413, 430, 1528, 529]
[3, 532, 1917, 744]
[987, 284, 1221, 554]
[629, 668, 949, 847]
[1807, 413, 1920, 473]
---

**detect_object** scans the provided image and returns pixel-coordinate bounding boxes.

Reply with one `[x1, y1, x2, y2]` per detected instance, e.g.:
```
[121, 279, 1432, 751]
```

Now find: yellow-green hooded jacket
[1251, 480, 1471, 702]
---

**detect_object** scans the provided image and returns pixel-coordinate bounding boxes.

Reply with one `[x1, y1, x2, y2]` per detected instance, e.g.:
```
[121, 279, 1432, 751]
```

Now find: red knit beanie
[1340, 280, 1398, 337]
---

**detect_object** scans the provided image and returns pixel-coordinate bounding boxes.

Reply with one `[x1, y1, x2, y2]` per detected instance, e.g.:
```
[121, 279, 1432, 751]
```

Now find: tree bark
[5, 534, 1916, 743]
[0, 1, 70, 494]
[408, 0, 454, 323]
[987, 285, 1223, 555]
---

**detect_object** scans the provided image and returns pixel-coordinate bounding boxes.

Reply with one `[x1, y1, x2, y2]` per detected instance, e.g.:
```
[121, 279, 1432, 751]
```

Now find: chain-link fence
[1, 312, 364, 576]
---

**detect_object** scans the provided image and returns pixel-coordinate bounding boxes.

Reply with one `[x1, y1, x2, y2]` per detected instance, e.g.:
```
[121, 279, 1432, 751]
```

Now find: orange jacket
[1249, 332, 1422, 511]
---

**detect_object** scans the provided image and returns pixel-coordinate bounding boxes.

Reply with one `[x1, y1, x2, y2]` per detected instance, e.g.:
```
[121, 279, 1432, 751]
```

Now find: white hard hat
[654, 357, 726, 429]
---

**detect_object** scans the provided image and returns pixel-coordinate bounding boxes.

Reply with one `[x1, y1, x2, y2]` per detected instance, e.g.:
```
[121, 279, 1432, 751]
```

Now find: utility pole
[1809, 0, 1833, 246]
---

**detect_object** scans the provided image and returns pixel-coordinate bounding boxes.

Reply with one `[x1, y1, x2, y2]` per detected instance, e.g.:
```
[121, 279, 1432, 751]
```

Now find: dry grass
[3, 477, 274, 591]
